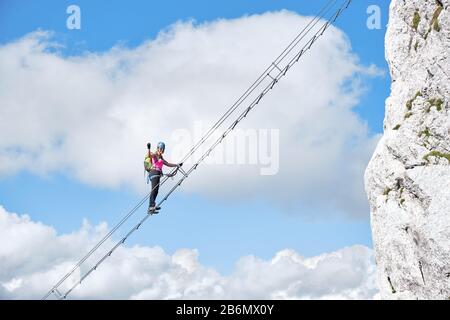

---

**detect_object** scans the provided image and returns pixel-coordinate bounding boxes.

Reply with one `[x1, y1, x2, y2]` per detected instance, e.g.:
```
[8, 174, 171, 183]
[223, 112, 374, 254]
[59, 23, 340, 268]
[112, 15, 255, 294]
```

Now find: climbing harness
[146, 165, 186, 184]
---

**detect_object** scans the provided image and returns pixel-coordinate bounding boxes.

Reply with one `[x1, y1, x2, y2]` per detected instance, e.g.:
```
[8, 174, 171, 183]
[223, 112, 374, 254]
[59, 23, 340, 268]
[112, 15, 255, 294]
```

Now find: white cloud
[0, 11, 382, 216]
[0, 205, 379, 299]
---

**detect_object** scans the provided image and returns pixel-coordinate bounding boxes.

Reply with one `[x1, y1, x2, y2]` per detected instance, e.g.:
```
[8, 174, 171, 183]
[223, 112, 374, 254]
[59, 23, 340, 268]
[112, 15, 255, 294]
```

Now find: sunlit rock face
[365, 0, 450, 299]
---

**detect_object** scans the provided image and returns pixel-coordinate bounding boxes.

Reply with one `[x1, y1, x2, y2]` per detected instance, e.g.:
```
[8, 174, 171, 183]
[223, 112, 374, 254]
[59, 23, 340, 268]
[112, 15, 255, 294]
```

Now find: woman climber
[144, 142, 181, 213]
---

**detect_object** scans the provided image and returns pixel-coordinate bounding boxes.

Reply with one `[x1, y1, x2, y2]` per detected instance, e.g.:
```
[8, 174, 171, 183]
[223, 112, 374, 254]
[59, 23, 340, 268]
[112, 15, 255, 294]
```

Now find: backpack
[144, 154, 153, 172]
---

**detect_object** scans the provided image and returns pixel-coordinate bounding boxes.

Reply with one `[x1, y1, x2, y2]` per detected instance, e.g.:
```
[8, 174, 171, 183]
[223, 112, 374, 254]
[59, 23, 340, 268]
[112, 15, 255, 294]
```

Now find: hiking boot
[148, 206, 159, 214]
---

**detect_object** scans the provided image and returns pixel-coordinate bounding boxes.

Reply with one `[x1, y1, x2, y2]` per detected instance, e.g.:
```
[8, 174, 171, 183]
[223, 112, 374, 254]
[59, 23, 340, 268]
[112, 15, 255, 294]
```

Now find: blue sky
[0, 0, 390, 277]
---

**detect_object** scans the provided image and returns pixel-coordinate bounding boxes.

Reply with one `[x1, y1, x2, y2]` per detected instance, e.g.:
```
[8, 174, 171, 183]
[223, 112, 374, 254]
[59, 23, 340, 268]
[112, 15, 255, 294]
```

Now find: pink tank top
[152, 155, 164, 171]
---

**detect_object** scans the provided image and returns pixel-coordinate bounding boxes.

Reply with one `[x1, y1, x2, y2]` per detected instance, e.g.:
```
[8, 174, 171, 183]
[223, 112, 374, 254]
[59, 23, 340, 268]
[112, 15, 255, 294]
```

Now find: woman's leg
[149, 174, 160, 208]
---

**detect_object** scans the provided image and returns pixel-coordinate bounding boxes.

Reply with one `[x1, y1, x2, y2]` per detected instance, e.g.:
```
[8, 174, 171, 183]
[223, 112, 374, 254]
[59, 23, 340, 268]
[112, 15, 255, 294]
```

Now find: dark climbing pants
[149, 170, 161, 207]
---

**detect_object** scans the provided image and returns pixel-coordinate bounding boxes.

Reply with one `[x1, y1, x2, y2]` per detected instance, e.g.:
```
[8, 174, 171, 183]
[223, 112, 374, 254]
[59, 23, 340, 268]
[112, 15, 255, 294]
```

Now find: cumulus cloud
[0, 206, 379, 299]
[0, 11, 382, 216]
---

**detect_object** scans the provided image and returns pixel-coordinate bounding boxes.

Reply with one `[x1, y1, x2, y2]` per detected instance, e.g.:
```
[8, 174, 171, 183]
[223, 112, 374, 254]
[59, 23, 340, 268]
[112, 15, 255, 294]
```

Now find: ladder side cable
[42, 0, 351, 300]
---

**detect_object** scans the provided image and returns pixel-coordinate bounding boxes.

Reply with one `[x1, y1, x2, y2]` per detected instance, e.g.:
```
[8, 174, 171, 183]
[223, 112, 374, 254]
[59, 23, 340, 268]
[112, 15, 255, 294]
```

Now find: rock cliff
[365, 0, 450, 299]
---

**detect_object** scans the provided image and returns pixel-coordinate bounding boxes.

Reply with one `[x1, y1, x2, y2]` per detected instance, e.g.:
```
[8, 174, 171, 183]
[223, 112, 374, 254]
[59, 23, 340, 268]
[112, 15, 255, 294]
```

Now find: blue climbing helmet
[157, 141, 166, 152]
